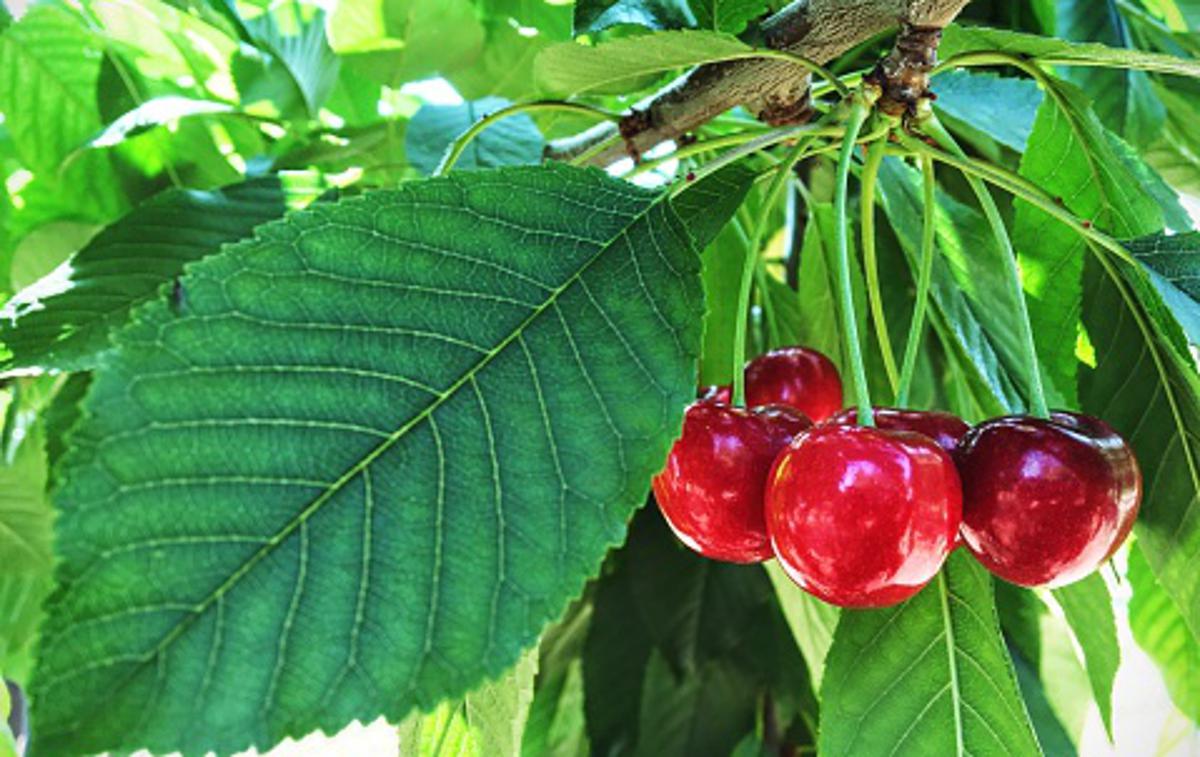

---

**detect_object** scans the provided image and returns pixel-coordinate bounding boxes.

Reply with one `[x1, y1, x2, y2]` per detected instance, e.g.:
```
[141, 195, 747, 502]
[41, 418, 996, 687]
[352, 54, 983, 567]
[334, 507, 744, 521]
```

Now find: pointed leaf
[406, 98, 545, 176]
[1050, 575, 1119, 736]
[0, 174, 329, 373]
[1129, 544, 1200, 724]
[819, 551, 1040, 756]
[30, 164, 704, 756]
[1125, 231, 1200, 344]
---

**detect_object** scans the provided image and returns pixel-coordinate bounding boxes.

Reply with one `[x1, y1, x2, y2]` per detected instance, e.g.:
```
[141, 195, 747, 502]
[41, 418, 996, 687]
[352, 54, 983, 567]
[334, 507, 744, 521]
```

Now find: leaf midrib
[66, 184, 672, 732]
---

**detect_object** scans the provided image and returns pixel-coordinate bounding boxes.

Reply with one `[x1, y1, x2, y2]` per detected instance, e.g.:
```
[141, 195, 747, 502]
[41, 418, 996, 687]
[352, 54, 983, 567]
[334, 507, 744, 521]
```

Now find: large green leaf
[30, 164, 705, 756]
[397, 651, 538, 756]
[1055, 0, 1165, 147]
[1080, 251, 1200, 642]
[1012, 79, 1164, 408]
[0, 174, 329, 373]
[1129, 544, 1199, 724]
[535, 30, 752, 96]
[820, 551, 1040, 756]
[0, 5, 101, 172]
[1049, 576, 1119, 736]
[940, 24, 1200, 78]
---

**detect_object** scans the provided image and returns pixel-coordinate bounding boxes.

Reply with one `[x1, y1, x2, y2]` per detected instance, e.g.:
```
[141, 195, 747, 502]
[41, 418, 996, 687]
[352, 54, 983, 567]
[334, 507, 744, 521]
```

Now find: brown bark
[545, 0, 971, 165]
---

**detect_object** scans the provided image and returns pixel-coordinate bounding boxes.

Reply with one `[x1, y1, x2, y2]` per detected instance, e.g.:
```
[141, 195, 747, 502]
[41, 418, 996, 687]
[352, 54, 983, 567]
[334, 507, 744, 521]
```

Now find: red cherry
[957, 411, 1142, 588]
[746, 347, 843, 422]
[828, 407, 970, 454]
[698, 384, 731, 404]
[653, 402, 812, 563]
[766, 425, 962, 607]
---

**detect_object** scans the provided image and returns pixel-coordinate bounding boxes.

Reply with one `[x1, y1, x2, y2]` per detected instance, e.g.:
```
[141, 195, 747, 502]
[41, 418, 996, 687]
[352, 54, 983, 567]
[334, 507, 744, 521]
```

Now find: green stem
[626, 128, 776, 178]
[669, 123, 844, 198]
[859, 132, 900, 398]
[833, 97, 874, 426]
[896, 154, 937, 406]
[435, 101, 619, 176]
[732, 210, 781, 349]
[731, 134, 815, 406]
[906, 117, 1050, 418]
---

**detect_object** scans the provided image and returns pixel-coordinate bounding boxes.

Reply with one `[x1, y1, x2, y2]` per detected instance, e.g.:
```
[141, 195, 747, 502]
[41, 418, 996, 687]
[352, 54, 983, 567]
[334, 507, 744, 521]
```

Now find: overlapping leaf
[820, 552, 1040, 756]
[405, 98, 544, 176]
[1129, 545, 1199, 723]
[31, 165, 705, 756]
[1050, 576, 1119, 736]
[0, 174, 329, 373]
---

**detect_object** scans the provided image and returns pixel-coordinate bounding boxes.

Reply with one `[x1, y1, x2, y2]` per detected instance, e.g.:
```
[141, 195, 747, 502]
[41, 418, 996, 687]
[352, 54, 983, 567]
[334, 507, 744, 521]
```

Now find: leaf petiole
[895, 153, 937, 407]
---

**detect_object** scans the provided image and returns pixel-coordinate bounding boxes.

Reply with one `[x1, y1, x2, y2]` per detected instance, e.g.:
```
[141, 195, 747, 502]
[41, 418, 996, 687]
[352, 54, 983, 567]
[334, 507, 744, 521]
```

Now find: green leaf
[688, 0, 768, 33]
[1125, 231, 1200, 343]
[875, 159, 1028, 416]
[329, 0, 484, 88]
[521, 599, 591, 757]
[819, 551, 1040, 756]
[398, 651, 538, 756]
[1009, 649, 1078, 757]
[0, 174, 329, 373]
[931, 70, 1043, 152]
[635, 651, 757, 756]
[0, 5, 101, 172]
[535, 30, 751, 96]
[31, 164, 704, 756]
[1012, 78, 1164, 408]
[233, 0, 340, 118]
[1080, 251, 1200, 642]
[0, 424, 52, 677]
[1054, 0, 1166, 147]
[42, 374, 92, 484]
[1129, 544, 1200, 724]
[406, 98, 545, 176]
[575, 0, 696, 33]
[671, 162, 756, 253]
[1145, 82, 1200, 197]
[765, 562, 838, 689]
[1050, 575, 1119, 736]
[941, 24, 1200, 79]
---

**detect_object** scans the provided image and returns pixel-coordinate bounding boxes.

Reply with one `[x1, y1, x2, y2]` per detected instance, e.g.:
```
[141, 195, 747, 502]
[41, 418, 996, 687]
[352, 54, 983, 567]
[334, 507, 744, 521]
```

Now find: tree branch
[545, 0, 971, 166]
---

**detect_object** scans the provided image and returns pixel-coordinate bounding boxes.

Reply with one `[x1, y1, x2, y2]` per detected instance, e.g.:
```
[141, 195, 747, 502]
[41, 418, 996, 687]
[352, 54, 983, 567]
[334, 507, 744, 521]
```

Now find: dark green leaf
[31, 164, 704, 756]
[1055, 0, 1166, 147]
[575, 0, 695, 33]
[1012, 78, 1164, 408]
[766, 562, 838, 689]
[1125, 232, 1200, 344]
[635, 652, 757, 757]
[233, 0, 340, 118]
[1050, 575, 1119, 736]
[1129, 544, 1200, 724]
[41, 374, 92, 485]
[820, 551, 1040, 756]
[0, 174, 329, 372]
[1009, 648, 1078, 757]
[671, 162, 757, 253]
[406, 98, 545, 176]
[1080, 251, 1200, 642]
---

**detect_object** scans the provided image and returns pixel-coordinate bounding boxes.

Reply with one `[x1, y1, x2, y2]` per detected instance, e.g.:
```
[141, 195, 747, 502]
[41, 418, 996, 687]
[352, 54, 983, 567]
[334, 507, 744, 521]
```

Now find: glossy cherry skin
[653, 401, 812, 563]
[766, 425, 962, 607]
[828, 407, 970, 455]
[957, 411, 1142, 588]
[745, 347, 844, 422]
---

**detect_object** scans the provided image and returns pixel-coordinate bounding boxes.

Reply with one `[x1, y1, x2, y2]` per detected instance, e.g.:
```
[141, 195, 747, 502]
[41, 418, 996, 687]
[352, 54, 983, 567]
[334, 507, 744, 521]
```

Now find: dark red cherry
[957, 411, 1141, 588]
[766, 424, 962, 607]
[746, 347, 843, 422]
[698, 384, 732, 404]
[828, 407, 970, 454]
[653, 401, 812, 563]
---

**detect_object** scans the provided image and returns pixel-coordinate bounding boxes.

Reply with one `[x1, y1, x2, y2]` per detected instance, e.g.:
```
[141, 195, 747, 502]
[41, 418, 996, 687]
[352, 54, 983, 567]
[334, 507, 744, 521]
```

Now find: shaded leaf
[575, 0, 695, 33]
[0, 174, 329, 373]
[30, 165, 704, 756]
[931, 70, 1043, 152]
[233, 0, 340, 118]
[1129, 544, 1200, 724]
[1125, 231, 1200, 343]
[820, 551, 1039, 756]
[688, 0, 768, 33]
[406, 97, 545, 176]
[1050, 575, 1119, 736]
[0, 424, 51, 679]
[765, 562, 838, 689]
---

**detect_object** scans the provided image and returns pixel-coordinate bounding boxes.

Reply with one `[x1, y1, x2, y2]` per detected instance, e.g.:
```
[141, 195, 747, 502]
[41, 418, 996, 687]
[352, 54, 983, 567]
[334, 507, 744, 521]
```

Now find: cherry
[828, 407, 970, 455]
[746, 347, 844, 422]
[766, 424, 962, 607]
[698, 384, 731, 404]
[957, 411, 1142, 588]
[653, 401, 812, 563]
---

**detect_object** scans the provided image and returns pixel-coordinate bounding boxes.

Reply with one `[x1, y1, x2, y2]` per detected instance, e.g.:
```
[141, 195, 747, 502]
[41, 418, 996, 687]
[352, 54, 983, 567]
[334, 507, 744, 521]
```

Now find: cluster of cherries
[652, 346, 1143, 608]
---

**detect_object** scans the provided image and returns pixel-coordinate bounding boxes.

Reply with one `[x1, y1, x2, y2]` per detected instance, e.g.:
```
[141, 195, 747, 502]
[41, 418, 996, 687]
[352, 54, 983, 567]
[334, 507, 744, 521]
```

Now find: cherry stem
[914, 115, 1051, 419]
[895, 154, 937, 407]
[833, 95, 875, 427]
[731, 127, 824, 406]
[435, 101, 619, 176]
[859, 132, 900, 399]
